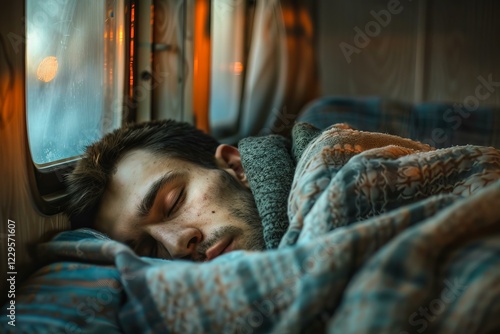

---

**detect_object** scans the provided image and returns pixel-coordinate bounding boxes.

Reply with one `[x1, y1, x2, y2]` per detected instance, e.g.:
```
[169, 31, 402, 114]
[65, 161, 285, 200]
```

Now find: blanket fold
[5, 122, 500, 334]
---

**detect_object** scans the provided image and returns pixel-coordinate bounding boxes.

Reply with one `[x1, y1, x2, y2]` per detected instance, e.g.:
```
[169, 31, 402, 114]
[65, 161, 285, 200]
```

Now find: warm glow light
[129, 4, 135, 97]
[232, 61, 243, 75]
[37, 56, 59, 82]
[119, 25, 124, 45]
[193, 0, 211, 134]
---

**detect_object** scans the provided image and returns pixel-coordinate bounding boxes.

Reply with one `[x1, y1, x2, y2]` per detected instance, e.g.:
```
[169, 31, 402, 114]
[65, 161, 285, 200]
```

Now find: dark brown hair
[64, 120, 220, 229]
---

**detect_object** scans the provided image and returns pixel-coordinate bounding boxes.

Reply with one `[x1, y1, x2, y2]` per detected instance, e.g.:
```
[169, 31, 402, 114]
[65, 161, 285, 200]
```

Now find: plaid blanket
[3, 123, 500, 334]
[298, 96, 500, 148]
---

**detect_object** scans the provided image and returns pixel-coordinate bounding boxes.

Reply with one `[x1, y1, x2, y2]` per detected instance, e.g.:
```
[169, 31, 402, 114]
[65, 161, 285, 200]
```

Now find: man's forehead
[113, 150, 165, 183]
[115, 149, 158, 174]
[114, 149, 192, 175]
[96, 150, 160, 238]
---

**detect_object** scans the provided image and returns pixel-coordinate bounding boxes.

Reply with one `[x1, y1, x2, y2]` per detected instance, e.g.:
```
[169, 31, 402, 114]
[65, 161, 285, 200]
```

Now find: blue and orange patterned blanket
[3, 122, 500, 333]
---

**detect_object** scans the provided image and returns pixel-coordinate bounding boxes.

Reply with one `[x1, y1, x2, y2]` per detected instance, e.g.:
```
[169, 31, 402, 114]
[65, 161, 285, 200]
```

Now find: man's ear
[215, 144, 248, 187]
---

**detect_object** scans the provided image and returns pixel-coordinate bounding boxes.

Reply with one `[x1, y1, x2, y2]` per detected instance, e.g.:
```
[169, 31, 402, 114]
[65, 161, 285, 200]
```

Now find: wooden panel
[0, 2, 70, 305]
[425, 0, 500, 106]
[192, 0, 211, 133]
[318, 0, 422, 102]
[152, 0, 196, 125]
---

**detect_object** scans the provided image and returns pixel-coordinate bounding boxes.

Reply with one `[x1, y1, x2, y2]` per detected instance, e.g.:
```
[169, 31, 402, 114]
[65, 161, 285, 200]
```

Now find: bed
[3, 97, 500, 333]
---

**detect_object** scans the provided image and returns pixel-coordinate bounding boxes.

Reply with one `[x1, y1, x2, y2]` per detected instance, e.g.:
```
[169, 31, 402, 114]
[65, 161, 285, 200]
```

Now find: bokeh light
[36, 56, 59, 82]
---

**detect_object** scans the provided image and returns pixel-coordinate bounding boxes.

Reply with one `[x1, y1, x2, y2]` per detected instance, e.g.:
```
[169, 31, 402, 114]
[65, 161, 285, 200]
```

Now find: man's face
[96, 148, 265, 261]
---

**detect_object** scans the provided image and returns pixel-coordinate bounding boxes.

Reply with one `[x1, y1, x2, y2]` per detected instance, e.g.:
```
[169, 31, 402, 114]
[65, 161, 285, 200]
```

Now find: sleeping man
[8, 118, 500, 333]
[65, 120, 267, 261]
[65, 118, 496, 261]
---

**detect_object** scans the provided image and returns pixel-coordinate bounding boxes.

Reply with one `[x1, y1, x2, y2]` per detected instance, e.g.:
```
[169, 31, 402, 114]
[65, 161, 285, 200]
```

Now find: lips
[205, 238, 234, 261]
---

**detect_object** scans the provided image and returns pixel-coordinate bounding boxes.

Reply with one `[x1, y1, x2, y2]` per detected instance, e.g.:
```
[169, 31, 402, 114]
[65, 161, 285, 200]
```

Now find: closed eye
[165, 188, 184, 218]
[137, 172, 183, 218]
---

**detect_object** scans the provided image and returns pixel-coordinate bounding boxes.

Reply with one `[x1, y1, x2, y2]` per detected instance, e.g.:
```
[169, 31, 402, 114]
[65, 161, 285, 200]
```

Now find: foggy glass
[26, 0, 124, 165]
[209, 0, 246, 137]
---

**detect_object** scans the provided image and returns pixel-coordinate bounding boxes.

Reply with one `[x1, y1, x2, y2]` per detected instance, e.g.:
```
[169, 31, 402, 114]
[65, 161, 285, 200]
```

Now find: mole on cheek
[212, 211, 215, 214]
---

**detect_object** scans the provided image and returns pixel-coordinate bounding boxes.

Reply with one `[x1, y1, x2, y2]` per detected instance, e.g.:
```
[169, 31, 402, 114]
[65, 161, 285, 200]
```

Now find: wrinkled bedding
[3, 123, 500, 334]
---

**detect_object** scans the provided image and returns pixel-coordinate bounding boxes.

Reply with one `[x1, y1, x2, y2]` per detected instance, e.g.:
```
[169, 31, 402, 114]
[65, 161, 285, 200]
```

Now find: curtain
[239, 0, 319, 137]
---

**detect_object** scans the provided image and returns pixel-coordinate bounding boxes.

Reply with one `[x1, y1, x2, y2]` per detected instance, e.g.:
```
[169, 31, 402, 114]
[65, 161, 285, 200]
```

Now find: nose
[148, 225, 202, 259]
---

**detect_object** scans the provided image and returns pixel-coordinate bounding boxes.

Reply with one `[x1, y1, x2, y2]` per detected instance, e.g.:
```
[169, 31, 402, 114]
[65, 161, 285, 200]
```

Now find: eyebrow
[136, 171, 182, 218]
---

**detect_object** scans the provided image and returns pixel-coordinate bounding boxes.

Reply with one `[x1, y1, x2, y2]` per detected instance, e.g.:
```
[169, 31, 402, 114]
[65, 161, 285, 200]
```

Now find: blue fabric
[411, 102, 499, 148]
[298, 96, 500, 148]
[0, 229, 125, 333]
[3, 122, 500, 333]
[1, 262, 123, 333]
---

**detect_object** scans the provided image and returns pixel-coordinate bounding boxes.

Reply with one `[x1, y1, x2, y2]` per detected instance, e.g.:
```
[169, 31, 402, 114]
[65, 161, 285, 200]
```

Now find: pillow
[1, 229, 124, 333]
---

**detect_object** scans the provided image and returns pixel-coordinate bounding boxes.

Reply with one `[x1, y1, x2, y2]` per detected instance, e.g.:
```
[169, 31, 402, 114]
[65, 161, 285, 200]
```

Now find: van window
[26, 0, 125, 166]
[209, 0, 247, 138]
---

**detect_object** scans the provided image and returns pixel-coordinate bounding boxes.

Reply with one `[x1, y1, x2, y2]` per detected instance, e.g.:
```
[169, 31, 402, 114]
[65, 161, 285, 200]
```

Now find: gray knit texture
[238, 123, 321, 249]
[291, 122, 322, 163]
[238, 135, 294, 249]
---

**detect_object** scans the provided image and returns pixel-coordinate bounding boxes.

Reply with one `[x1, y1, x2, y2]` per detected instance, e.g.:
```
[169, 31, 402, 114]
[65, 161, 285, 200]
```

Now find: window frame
[26, 0, 136, 215]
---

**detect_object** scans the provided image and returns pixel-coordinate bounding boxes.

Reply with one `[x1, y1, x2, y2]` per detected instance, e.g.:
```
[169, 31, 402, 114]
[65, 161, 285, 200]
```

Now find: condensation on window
[26, 0, 124, 166]
[209, 0, 247, 138]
